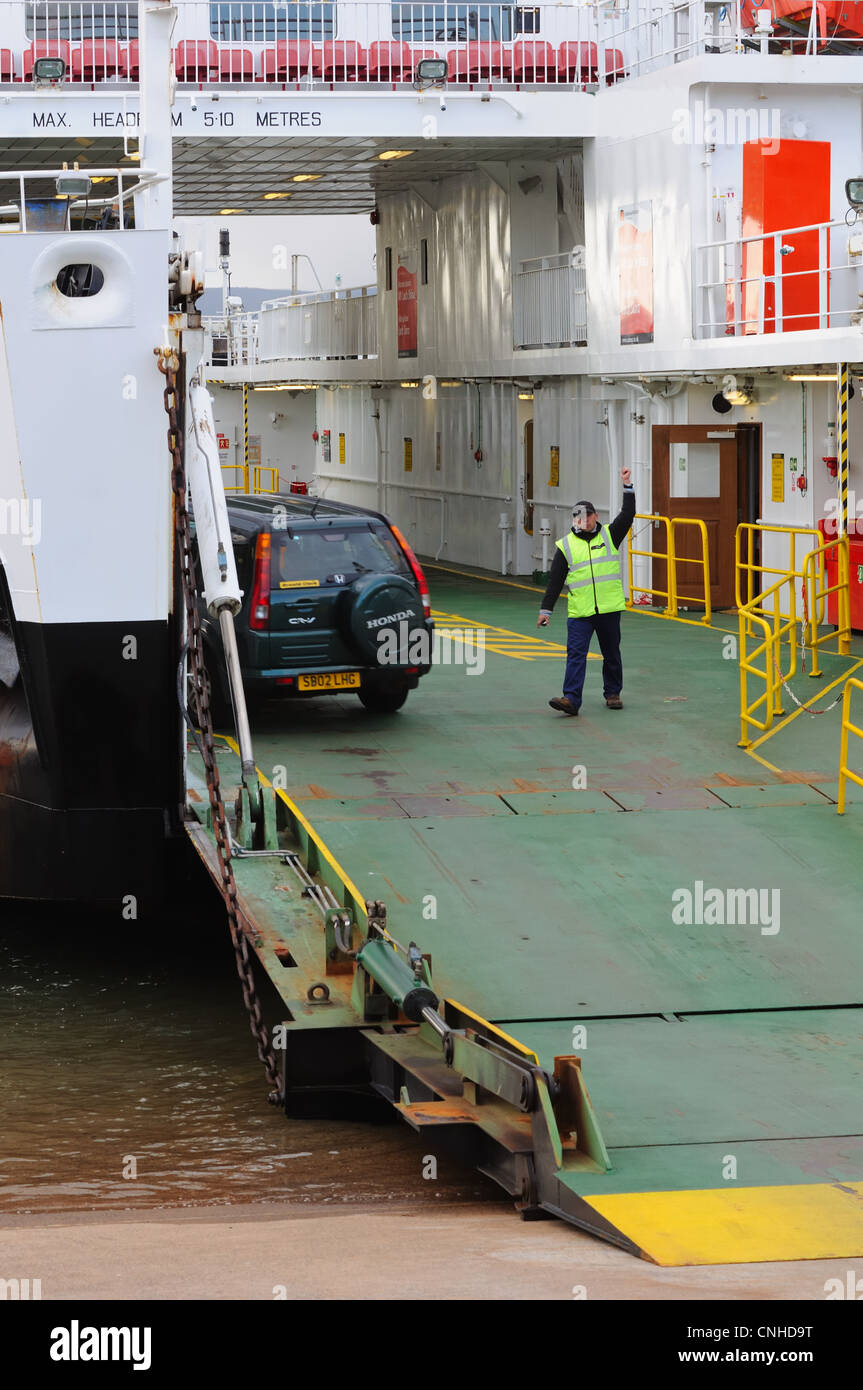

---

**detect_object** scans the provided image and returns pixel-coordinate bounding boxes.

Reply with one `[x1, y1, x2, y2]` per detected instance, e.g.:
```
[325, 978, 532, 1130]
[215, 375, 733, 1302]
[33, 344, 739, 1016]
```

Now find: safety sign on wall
[339, 432, 346, 465]
[321, 429, 331, 462]
[397, 250, 418, 359]
[618, 201, 654, 345]
[404, 437, 413, 472]
[549, 446, 560, 487]
[771, 452, 785, 503]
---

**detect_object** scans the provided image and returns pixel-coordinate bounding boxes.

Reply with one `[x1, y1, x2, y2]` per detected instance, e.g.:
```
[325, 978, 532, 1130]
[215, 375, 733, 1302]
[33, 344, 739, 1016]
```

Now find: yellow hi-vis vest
[556, 528, 625, 618]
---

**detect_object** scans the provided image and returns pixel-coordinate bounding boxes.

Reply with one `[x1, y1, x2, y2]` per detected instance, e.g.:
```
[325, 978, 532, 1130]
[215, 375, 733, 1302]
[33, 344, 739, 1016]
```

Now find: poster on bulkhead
[618, 202, 654, 345]
[397, 251, 418, 358]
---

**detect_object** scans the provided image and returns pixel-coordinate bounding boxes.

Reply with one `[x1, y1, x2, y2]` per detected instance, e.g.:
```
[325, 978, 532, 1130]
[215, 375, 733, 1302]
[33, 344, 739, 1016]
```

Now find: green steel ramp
[186, 566, 863, 1264]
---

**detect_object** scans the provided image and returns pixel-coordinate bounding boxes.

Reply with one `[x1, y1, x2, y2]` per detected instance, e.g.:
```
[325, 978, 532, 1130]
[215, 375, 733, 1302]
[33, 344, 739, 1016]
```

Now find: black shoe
[549, 697, 579, 716]
[605, 696, 623, 710]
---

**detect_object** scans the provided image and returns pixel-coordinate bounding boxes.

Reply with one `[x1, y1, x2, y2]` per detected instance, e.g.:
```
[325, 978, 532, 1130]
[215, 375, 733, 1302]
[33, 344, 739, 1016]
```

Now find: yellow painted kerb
[215, 734, 368, 919]
[585, 1181, 863, 1266]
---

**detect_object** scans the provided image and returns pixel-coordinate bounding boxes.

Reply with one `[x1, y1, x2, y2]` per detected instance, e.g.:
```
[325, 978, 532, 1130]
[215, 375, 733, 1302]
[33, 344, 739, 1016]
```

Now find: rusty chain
[156, 345, 283, 1105]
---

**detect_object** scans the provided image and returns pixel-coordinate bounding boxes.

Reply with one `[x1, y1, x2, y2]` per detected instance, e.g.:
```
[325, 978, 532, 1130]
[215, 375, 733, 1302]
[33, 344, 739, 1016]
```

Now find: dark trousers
[563, 612, 623, 710]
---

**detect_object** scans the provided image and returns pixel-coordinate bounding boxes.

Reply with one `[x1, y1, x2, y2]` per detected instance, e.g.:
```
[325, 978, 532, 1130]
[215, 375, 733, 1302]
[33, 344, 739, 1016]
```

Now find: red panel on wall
[741, 139, 830, 333]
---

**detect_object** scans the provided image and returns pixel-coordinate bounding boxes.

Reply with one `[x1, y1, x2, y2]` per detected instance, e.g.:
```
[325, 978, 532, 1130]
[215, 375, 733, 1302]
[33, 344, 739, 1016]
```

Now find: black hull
[0, 617, 183, 906]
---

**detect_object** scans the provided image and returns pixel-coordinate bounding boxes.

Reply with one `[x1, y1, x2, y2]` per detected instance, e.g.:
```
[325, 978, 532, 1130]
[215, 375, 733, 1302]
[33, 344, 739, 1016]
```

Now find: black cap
[573, 500, 597, 515]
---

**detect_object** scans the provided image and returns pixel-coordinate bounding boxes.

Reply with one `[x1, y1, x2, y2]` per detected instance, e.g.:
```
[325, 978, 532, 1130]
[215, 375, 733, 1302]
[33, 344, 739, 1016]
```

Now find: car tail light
[249, 532, 271, 631]
[275, 676, 294, 685]
[390, 523, 431, 618]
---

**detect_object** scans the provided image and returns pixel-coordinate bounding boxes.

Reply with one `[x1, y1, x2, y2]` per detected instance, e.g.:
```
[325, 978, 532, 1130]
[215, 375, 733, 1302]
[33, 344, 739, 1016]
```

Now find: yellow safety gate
[221, 464, 280, 496]
[736, 524, 851, 748]
[838, 677, 863, 814]
[626, 513, 711, 623]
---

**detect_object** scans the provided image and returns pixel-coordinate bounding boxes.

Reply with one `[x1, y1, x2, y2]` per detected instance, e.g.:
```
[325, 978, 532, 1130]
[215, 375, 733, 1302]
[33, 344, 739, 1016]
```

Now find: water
[0, 904, 501, 1216]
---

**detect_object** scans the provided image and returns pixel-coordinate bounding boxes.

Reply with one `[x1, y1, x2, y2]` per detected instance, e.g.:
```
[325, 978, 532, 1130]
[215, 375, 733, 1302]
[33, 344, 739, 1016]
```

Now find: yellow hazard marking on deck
[585, 1181, 863, 1266]
[445, 998, 539, 1063]
[432, 609, 599, 661]
[214, 734, 367, 920]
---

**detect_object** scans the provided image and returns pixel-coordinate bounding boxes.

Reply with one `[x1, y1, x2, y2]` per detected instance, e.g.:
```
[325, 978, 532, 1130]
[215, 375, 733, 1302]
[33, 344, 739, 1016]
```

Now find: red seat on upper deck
[261, 41, 322, 80]
[219, 47, 254, 81]
[604, 47, 627, 82]
[319, 40, 366, 81]
[0, 48, 14, 82]
[447, 42, 511, 81]
[23, 41, 72, 82]
[366, 41, 412, 81]
[174, 39, 218, 82]
[71, 39, 126, 81]
[557, 41, 598, 81]
[124, 40, 139, 80]
[511, 39, 555, 81]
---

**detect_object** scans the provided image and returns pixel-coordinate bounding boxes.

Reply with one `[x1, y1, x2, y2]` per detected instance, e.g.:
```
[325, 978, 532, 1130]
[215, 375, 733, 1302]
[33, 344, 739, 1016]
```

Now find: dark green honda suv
[196, 495, 433, 715]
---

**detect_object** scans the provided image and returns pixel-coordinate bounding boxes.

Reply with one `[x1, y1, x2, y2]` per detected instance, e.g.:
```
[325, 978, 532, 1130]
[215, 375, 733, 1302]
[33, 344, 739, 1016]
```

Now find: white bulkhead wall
[0, 229, 171, 626]
[375, 171, 514, 378]
[208, 387, 316, 487]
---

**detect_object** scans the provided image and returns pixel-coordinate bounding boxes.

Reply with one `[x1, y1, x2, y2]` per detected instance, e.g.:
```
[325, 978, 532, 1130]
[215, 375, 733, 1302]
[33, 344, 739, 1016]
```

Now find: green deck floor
[231, 564, 863, 1205]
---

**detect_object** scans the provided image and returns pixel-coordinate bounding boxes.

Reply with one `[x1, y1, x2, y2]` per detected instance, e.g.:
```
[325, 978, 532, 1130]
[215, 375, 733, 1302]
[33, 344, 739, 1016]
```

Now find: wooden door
[652, 425, 738, 611]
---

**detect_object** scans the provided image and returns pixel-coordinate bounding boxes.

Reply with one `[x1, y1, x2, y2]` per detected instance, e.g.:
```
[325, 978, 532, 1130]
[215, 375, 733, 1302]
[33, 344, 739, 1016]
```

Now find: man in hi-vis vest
[537, 468, 635, 716]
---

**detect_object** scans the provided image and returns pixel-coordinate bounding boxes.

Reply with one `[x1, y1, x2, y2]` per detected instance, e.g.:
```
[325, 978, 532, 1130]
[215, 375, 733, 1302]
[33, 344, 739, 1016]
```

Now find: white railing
[695, 219, 863, 338]
[3, 2, 860, 91]
[203, 284, 378, 365]
[514, 252, 587, 349]
[204, 312, 260, 367]
[259, 285, 378, 360]
[0, 164, 155, 229]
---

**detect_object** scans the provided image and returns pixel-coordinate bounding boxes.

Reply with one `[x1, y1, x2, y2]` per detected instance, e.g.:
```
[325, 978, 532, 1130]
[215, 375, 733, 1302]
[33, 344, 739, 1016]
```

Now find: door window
[669, 442, 721, 499]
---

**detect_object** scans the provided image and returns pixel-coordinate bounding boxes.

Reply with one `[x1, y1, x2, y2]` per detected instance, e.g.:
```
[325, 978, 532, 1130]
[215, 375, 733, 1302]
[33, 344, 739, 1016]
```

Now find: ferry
[1, 0, 863, 1266]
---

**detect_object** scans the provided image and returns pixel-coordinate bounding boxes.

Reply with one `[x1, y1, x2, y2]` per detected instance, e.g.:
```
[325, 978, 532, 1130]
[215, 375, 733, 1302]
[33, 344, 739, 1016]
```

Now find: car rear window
[272, 523, 411, 588]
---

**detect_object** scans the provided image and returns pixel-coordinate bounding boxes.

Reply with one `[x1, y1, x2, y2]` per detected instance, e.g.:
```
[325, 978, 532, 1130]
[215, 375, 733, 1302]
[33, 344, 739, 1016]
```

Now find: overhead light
[416, 57, 447, 84]
[784, 372, 839, 381]
[721, 373, 754, 406]
[219, 208, 245, 214]
[292, 174, 322, 182]
[378, 150, 413, 161]
[400, 380, 419, 388]
[33, 56, 65, 86]
[264, 191, 292, 200]
[518, 391, 534, 401]
[56, 171, 91, 197]
[440, 380, 463, 387]
[254, 384, 316, 391]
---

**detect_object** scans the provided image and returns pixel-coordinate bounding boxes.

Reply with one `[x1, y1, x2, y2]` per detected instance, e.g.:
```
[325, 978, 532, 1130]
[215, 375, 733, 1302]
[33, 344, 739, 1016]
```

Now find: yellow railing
[626, 513, 711, 623]
[802, 534, 850, 677]
[838, 678, 863, 814]
[252, 465, 280, 495]
[222, 463, 249, 494]
[736, 524, 851, 748]
[221, 463, 280, 496]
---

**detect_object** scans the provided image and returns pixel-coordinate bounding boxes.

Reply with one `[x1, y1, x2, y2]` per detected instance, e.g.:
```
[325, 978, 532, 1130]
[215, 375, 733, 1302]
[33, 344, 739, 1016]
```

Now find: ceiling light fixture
[399, 380, 419, 388]
[378, 150, 413, 161]
[219, 208, 245, 215]
[292, 173, 323, 182]
[264, 191, 292, 200]
[784, 372, 839, 381]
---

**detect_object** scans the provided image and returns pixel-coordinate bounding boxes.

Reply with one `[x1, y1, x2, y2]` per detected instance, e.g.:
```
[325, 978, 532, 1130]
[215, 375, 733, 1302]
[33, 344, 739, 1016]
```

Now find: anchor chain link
[157, 345, 283, 1105]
